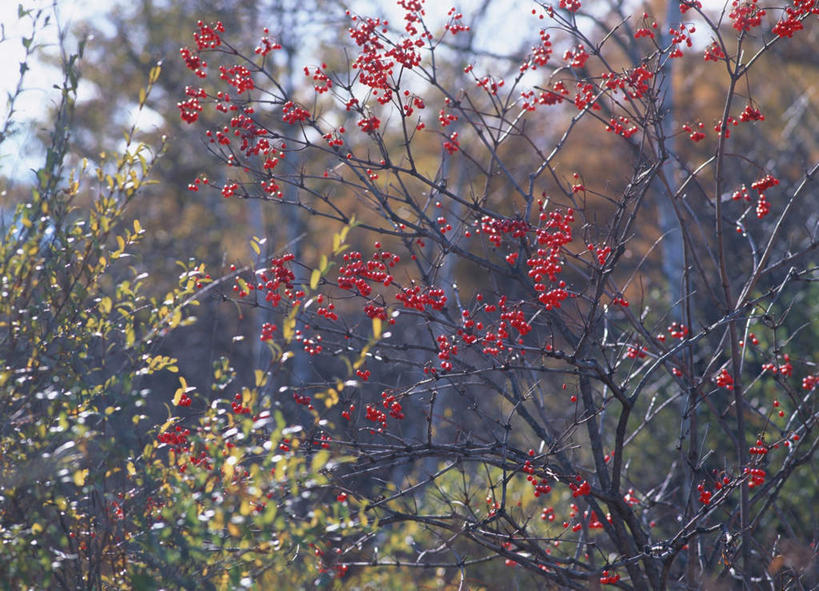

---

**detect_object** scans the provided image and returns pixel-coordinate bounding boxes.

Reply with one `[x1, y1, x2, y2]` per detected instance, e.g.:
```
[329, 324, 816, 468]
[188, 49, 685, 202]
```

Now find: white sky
[0, 0, 108, 179]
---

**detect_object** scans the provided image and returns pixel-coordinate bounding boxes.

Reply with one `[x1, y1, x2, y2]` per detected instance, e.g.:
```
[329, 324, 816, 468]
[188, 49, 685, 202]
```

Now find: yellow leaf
[254, 370, 267, 388]
[282, 315, 296, 342]
[372, 317, 382, 340]
[31, 523, 43, 535]
[309, 268, 321, 290]
[73, 469, 88, 487]
[210, 510, 224, 531]
[149, 64, 161, 84]
[324, 388, 338, 408]
[125, 325, 135, 348]
[172, 377, 193, 406]
[99, 297, 112, 315]
[312, 450, 329, 472]
[133, 219, 142, 234]
[156, 415, 177, 435]
[250, 237, 261, 255]
[223, 458, 234, 483]
[127, 461, 136, 476]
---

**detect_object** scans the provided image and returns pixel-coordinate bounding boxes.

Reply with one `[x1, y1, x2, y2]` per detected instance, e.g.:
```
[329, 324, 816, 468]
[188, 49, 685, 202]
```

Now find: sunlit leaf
[73, 469, 88, 487]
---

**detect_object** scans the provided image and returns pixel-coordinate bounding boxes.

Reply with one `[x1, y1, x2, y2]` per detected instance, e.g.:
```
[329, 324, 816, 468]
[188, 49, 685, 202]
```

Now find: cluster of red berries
[729, 0, 766, 31]
[231, 393, 251, 414]
[293, 393, 313, 410]
[304, 64, 333, 94]
[436, 335, 457, 371]
[519, 81, 569, 111]
[744, 467, 766, 488]
[157, 425, 190, 451]
[443, 8, 470, 35]
[219, 64, 254, 94]
[395, 285, 447, 311]
[606, 116, 639, 138]
[255, 27, 281, 56]
[569, 477, 591, 497]
[716, 368, 734, 390]
[574, 84, 597, 114]
[772, 0, 815, 38]
[703, 41, 725, 62]
[668, 23, 695, 58]
[337, 250, 399, 296]
[682, 121, 706, 142]
[749, 439, 768, 456]
[281, 101, 311, 125]
[381, 391, 405, 419]
[627, 344, 648, 359]
[563, 44, 590, 69]
[668, 322, 689, 339]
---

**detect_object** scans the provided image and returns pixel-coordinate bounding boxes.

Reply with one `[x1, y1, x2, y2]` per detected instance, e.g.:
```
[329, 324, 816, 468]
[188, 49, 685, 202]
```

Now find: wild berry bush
[0, 11, 207, 590]
[2, 0, 819, 589]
